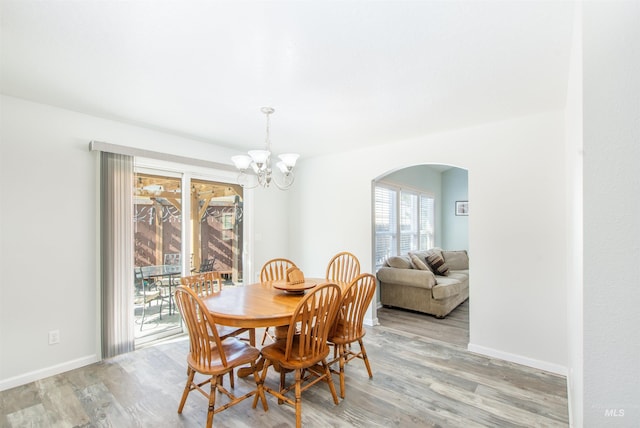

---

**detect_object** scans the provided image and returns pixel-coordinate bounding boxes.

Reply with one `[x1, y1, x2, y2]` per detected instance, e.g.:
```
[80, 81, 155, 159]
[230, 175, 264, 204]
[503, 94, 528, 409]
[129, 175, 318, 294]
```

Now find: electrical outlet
[48, 330, 60, 345]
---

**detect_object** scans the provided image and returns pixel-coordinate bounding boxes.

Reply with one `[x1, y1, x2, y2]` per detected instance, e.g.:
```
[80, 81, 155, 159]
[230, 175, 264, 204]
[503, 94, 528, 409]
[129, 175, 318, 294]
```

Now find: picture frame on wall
[455, 201, 469, 216]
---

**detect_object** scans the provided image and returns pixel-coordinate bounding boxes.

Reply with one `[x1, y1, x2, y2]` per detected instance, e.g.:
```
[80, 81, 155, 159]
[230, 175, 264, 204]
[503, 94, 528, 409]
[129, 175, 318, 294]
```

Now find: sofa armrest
[376, 267, 437, 289]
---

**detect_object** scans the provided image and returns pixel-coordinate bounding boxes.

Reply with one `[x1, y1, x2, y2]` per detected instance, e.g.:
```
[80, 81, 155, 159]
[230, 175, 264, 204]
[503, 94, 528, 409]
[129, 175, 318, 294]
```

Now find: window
[375, 185, 397, 269]
[374, 182, 434, 269]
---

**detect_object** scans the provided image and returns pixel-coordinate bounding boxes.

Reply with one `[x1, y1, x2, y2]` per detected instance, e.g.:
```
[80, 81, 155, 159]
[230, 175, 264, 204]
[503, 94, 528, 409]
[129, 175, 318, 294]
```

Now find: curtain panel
[100, 152, 134, 358]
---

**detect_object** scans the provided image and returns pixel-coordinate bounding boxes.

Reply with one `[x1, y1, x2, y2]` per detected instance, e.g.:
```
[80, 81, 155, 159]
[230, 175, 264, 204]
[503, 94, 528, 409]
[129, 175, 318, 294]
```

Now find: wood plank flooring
[1, 301, 569, 427]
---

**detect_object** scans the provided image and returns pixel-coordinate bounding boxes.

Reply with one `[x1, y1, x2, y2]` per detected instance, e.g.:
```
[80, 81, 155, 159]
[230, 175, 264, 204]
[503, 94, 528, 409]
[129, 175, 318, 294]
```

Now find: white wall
[0, 95, 290, 390]
[583, 1, 640, 425]
[442, 168, 469, 251]
[290, 110, 568, 373]
[251, 185, 291, 281]
[565, 2, 583, 426]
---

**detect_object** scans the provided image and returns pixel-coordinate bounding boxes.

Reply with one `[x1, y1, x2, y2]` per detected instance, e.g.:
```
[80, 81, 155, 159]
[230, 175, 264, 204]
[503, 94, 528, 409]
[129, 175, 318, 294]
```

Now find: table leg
[238, 325, 290, 378]
[239, 358, 264, 378]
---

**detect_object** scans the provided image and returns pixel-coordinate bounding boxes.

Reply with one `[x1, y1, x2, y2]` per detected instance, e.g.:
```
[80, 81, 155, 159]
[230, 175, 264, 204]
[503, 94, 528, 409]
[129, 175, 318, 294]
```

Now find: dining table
[202, 277, 346, 377]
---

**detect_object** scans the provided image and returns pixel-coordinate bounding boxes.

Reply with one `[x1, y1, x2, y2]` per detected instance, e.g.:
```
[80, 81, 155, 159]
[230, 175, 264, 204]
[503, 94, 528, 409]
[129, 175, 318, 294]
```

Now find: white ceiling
[1, 1, 576, 158]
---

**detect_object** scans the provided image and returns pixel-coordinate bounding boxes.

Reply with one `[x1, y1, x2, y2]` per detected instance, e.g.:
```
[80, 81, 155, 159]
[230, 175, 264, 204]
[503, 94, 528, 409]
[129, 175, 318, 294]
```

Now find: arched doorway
[372, 163, 469, 346]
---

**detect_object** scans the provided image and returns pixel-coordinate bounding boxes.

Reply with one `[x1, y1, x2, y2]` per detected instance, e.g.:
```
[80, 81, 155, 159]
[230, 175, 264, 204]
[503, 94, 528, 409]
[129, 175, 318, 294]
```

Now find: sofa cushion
[442, 250, 469, 270]
[377, 266, 436, 288]
[432, 281, 460, 299]
[447, 271, 468, 282]
[426, 252, 450, 276]
[409, 254, 431, 271]
[386, 255, 413, 269]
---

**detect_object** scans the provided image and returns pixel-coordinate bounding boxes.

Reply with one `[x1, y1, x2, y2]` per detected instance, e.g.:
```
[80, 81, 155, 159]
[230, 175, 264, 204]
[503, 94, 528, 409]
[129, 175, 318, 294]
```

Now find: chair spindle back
[326, 251, 361, 284]
[285, 282, 342, 362]
[260, 258, 297, 282]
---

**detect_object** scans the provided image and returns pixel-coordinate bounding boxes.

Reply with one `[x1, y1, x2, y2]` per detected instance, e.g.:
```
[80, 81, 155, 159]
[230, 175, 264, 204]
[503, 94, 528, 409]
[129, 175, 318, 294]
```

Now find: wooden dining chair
[254, 282, 342, 428]
[325, 251, 361, 284]
[260, 258, 297, 283]
[259, 258, 297, 344]
[327, 273, 377, 398]
[174, 286, 267, 428]
[180, 272, 256, 386]
[181, 272, 220, 296]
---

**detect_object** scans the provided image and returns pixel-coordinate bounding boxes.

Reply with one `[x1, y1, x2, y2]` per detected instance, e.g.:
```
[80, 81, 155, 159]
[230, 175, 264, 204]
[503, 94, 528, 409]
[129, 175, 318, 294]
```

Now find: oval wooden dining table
[201, 277, 327, 329]
[201, 277, 342, 377]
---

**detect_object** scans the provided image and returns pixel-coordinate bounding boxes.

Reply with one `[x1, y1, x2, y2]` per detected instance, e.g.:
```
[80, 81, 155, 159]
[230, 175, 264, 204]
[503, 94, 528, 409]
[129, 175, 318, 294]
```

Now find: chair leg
[261, 328, 272, 345]
[139, 302, 146, 331]
[294, 369, 302, 428]
[359, 339, 373, 378]
[206, 375, 218, 428]
[178, 367, 196, 413]
[338, 344, 346, 399]
[322, 359, 340, 405]
[252, 361, 269, 411]
[228, 369, 235, 389]
[254, 359, 273, 409]
[279, 368, 287, 404]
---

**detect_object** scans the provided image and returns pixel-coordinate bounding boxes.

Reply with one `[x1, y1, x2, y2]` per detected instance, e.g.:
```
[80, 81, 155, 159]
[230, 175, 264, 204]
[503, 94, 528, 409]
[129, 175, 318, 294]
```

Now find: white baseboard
[467, 343, 568, 376]
[364, 316, 379, 327]
[0, 354, 99, 392]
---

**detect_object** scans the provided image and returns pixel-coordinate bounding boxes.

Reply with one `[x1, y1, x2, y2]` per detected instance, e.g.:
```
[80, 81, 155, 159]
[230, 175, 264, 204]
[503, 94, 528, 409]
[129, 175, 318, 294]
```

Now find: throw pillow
[426, 252, 450, 276]
[410, 254, 431, 271]
[442, 250, 469, 270]
[386, 256, 412, 269]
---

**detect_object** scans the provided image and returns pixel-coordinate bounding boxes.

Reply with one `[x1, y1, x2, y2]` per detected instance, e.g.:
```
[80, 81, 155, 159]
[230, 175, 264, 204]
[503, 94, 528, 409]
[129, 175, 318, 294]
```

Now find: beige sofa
[376, 249, 469, 318]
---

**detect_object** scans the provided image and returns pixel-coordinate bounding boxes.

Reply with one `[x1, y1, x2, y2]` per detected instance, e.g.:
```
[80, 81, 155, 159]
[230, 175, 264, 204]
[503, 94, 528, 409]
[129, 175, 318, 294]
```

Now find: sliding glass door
[133, 170, 244, 344]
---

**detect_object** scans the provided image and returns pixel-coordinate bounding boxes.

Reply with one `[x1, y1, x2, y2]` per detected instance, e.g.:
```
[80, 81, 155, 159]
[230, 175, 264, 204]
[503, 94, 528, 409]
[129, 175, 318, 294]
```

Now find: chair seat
[134, 289, 161, 305]
[328, 323, 366, 345]
[188, 337, 260, 376]
[261, 336, 330, 371]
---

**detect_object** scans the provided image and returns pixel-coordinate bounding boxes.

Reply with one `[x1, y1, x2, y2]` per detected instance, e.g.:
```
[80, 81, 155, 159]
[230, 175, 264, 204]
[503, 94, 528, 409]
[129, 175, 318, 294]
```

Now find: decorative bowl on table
[272, 270, 320, 294]
[272, 280, 318, 294]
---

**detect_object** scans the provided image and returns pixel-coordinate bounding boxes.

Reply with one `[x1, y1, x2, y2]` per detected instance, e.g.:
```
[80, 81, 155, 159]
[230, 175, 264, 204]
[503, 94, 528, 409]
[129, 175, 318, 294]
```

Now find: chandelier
[231, 107, 299, 190]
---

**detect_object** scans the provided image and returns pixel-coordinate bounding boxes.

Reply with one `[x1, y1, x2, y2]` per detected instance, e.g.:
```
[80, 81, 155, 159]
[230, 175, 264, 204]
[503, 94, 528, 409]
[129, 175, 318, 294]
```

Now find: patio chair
[134, 267, 163, 330]
[198, 257, 215, 272]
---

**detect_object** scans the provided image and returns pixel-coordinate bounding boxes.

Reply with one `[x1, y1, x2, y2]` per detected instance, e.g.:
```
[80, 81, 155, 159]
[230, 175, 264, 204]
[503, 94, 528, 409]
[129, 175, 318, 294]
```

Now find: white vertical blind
[420, 194, 435, 249]
[374, 186, 397, 269]
[374, 183, 434, 269]
[400, 191, 419, 254]
[101, 152, 135, 358]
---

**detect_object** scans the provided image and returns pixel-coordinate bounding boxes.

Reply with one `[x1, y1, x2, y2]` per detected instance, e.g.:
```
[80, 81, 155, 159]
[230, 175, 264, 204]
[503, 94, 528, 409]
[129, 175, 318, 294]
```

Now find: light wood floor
[1, 301, 569, 427]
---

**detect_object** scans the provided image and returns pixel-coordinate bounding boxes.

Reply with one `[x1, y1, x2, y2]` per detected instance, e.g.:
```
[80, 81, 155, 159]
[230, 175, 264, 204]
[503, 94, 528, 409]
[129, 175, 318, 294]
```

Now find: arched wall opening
[372, 163, 469, 344]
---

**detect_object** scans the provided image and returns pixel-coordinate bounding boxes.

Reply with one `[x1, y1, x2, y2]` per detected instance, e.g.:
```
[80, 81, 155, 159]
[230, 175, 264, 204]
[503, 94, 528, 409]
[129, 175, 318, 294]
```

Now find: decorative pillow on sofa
[386, 255, 412, 269]
[442, 250, 469, 270]
[409, 254, 431, 271]
[426, 251, 450, 276]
